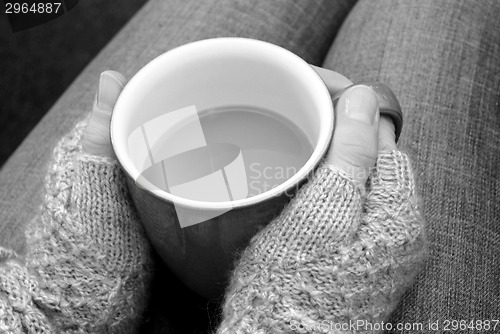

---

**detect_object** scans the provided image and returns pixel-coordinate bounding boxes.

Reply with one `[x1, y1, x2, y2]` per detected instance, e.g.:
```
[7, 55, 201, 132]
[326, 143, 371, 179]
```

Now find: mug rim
[111, 37, 333, 210]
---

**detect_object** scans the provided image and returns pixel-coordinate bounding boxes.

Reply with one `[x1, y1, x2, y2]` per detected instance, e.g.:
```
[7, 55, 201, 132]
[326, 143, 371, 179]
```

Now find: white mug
[111, 37, 333, 298]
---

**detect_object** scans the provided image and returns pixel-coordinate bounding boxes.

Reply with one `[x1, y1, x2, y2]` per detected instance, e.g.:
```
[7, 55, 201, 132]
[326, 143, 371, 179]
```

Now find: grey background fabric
[0, 0, 148, 166]
[1, 0, 498, 333]
[325, 0, 500, 333]
[323, 0, 500, 331]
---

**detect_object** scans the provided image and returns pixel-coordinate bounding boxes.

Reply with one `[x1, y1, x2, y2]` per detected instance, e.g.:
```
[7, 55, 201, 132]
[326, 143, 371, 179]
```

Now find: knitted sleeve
[217, 150, 428, 334]
[0, 122, 153, 334]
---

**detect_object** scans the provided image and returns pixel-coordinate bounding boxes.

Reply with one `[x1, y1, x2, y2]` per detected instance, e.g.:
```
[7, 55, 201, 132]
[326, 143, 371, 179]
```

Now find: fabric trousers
[1, 0, 498, 333]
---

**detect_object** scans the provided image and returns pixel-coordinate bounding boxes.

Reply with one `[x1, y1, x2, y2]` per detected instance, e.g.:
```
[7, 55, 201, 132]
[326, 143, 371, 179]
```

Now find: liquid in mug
[146, 106, 314, 200]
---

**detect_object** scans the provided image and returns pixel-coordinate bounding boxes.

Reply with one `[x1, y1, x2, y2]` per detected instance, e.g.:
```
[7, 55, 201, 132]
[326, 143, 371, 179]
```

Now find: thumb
[325, 85, 380, 188]
[82, 70, 127, 158]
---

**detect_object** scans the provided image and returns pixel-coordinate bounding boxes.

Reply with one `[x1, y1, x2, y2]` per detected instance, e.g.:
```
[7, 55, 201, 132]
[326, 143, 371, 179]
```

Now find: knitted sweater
[0, 123, 153, 333]
[0, 123, 427, 334]
[217, 151, 428, 333]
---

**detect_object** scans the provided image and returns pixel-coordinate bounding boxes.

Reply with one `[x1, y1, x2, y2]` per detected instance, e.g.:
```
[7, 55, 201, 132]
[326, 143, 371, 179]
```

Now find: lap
[322, 0, 500, 327]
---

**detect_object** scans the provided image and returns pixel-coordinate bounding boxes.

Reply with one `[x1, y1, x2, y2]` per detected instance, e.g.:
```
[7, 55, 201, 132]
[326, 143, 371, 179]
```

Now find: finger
[379, 115, 397, 151]
[325, 85, 380, 188]
[310, 65, 353, 95]
[82, 71, 127, 157]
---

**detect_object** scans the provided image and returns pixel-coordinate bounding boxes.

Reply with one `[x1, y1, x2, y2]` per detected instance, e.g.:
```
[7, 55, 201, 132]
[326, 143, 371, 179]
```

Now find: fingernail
[97, 71, 126, 110]
[343, 85, 378, 124]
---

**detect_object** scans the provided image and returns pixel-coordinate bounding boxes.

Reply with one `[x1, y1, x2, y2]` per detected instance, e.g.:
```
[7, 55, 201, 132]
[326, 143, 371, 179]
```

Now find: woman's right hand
[218, 67, 426, 333]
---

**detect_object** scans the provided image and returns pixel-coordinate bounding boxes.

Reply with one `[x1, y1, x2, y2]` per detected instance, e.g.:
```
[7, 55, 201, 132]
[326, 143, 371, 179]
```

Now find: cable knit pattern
[0, 122, 153, 334]
[217, 151, 428, 334]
